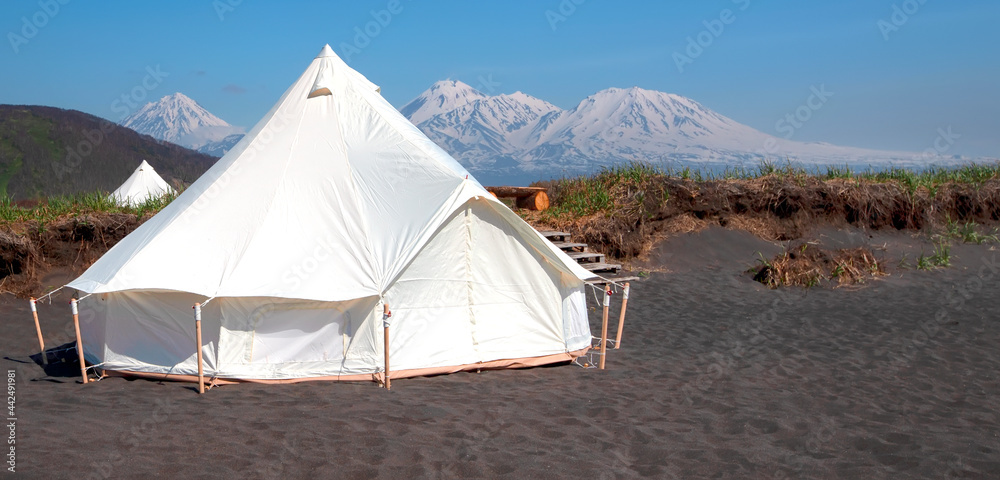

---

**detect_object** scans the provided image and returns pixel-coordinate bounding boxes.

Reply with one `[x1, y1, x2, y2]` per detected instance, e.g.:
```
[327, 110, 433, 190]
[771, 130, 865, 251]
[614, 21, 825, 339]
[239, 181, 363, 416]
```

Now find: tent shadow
[26, 341, 87, 379]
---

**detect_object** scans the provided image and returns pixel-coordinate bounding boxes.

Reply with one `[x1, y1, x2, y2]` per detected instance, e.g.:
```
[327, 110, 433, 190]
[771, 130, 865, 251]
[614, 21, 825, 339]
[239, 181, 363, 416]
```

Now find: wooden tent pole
[599, 287, 611, 370]
[70, 299, 87, 384]
[383, 304, 392, 390]
[614, 282, 630, 349]
[194, 303, 205, 394]
[30, 297, 46, 365]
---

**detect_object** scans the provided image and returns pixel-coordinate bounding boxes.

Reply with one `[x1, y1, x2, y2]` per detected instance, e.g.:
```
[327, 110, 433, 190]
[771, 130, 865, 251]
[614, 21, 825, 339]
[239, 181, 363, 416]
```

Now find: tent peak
[317, 44, 336, 58]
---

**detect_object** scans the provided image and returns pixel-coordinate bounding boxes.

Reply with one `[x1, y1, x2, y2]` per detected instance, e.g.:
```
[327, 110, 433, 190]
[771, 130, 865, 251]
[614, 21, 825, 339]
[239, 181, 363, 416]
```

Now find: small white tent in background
[108, 160, 175, 207]
[64, 45, 597, 385]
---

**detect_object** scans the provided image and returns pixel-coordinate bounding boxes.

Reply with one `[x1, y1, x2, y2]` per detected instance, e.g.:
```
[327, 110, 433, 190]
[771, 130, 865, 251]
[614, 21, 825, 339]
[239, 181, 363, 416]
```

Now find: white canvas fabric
[68, 45, 597, 381]
[107, 160, 175, 207]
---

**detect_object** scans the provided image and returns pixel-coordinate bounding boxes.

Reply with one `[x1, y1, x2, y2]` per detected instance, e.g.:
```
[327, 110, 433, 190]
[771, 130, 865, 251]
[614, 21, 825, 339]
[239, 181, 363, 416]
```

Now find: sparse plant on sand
[932, 239, 951, 267]
[832, 262, 846, 278]
[944, 216, 998, 244]
[750, 243, 885, 289]
[917, 239, 952, 270]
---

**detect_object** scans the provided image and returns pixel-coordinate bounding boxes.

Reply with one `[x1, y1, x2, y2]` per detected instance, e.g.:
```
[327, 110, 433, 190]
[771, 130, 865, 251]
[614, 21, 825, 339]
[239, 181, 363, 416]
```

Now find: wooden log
[599, 288, 611, 370]
[30, 297, 46, 365]
[71, 299, 87, 384]
[194, 303, 205, 394]
[383, 303, 391, 390]
[485, 186, 546, 198]
[614, 282, 630, 349]
[515, 191, 549, 211]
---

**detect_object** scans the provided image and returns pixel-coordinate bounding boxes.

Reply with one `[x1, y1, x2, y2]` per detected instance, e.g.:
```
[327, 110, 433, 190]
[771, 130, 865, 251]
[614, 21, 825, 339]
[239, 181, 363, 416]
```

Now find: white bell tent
[65, 45, 598, 383]
[108, 160, 175, 207]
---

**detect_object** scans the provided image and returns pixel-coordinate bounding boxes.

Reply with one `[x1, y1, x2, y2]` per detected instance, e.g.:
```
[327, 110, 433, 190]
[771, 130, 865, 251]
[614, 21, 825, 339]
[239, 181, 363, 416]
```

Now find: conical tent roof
[108, 160, 175, 207]
[69, 45, 594, 301]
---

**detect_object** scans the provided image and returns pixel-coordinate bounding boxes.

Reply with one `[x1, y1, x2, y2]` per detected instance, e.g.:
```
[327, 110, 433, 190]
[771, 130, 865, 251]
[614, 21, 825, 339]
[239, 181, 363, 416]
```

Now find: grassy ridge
[2, 160, 1000, 232]
[536, 160, 1000, 221]
[526, 160, 1000, 259]
[0, 191, 177, 226]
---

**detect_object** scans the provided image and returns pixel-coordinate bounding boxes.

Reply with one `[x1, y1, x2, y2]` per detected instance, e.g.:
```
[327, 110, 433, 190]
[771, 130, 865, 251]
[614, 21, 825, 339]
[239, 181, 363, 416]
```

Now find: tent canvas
[67, 45, 597, 383]
[108, 160, 175, 207]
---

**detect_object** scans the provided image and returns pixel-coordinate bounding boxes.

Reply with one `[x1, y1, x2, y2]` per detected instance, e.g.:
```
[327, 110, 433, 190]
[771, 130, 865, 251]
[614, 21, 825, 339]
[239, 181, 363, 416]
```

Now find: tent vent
[309, 57, 335, 99]
[308, 87, 332, 98]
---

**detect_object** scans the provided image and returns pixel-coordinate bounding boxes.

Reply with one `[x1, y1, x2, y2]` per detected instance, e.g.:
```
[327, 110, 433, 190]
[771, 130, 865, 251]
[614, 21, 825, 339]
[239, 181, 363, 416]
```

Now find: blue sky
[2, 0, 998, 157]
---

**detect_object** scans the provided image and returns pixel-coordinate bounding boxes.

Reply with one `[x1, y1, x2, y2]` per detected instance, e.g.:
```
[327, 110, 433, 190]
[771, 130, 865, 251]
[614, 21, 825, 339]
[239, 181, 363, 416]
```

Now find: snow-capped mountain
[125, 86, 983, 184]
[400, 81, 560, 171]
[123, 93, 245, 154]
[401, 82, 976, 182]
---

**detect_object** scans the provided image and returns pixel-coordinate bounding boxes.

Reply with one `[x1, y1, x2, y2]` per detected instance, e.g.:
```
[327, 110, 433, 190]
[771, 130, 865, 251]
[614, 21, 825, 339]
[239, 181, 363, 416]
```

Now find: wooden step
[539, 231, 571, 242]
[535, 228, 626, 276]
[566, 251, 605, 263]
[583, 262, 622, 273]
[550, 241, 588, 251]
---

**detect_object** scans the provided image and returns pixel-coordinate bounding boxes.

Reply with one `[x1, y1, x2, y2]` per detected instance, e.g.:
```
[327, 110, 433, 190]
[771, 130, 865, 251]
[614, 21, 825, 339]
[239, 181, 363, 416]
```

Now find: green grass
[549, 177, 614, 217]
[667, 160, 1000, 188]
[540, 160, 1000, 217]
[917, 239, 952, 270]
[542, 162, 668, 219]
[0, 190, 177, 226]
[944, 216, 999, 244]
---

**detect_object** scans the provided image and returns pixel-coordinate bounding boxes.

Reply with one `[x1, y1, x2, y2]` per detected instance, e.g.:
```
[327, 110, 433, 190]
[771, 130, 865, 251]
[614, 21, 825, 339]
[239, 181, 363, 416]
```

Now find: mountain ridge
[400, 81, 979, 183]
[122, 93, 245, 155]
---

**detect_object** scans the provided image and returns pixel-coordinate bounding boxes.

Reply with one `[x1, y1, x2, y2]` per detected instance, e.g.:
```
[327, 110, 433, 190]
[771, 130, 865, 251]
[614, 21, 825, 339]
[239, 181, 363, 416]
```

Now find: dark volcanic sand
[2, 227, 999, 479]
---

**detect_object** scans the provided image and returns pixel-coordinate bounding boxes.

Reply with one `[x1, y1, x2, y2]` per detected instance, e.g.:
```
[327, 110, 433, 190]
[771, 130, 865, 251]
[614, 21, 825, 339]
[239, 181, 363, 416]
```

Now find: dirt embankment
[3, 176, 1000, 297]
[0, 214, 144, 297]
[530, 176, 1000, 260]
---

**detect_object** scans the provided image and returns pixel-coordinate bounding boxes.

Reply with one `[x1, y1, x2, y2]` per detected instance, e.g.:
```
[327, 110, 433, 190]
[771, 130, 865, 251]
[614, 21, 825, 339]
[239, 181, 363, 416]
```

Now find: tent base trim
[101, 347, 590, 385]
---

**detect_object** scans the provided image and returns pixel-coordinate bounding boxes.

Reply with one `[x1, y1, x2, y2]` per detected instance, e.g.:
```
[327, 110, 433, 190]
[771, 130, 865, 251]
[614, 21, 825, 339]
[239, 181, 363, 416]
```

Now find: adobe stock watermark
[338, 0, 413, 62]
[546, 0, 588, 32]
[86, 396, 179, 480]
[774, 85, 834, 139]
[7, 0, 71, 55]
[473, 74, 501, 95]
[916, 126, 960, 161]
[678, 289, 791, 406]
[5, 369, 15, 474]
[880, 252, 998, 374]
[754, 84, 835, 159]
[213, 0, 243, 21]
[183, 103, 296, 223]
[673, 0, 751, 73]
[50, 65, 169, 180]
[877, 0, 929, 41]
[280, 233, 343, 290]
[238, 432, 311, 478]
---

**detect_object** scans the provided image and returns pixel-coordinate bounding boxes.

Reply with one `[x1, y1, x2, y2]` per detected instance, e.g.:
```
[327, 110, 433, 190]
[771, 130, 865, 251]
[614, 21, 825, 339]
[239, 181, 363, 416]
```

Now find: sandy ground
[2, 227, 999, 479]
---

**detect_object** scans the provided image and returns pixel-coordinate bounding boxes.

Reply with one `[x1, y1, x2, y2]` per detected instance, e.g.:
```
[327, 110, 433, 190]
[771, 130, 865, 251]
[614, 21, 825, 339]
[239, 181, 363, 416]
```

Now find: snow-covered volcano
[401, 81, 975, 181]
[122, 93, 245, 154]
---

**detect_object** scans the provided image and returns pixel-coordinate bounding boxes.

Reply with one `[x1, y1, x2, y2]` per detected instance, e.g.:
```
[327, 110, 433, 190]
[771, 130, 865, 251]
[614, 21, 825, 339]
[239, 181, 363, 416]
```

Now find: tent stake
[599, 287, 611, 370]
[30, 297, 46, 365]
[194, 303, 205, 394]
[70, 299, 87, 384]
[383, 304, 392, 390]
[614, 282, 630, 349]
